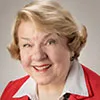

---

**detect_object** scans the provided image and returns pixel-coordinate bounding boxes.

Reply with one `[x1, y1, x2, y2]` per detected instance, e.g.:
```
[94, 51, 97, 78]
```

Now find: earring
[70, 56, 74, 61]
[70, 52, 75, 61]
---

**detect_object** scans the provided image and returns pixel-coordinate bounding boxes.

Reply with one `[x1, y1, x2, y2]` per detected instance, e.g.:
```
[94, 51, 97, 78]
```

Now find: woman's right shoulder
[1, 75, 30, 100]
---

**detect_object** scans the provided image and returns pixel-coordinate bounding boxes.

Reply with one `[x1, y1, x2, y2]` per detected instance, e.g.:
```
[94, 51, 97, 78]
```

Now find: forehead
[17, 20, 59, 40]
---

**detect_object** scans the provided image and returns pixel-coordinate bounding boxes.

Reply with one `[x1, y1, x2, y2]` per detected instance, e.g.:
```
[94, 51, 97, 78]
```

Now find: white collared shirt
[13, 60, 89, 100]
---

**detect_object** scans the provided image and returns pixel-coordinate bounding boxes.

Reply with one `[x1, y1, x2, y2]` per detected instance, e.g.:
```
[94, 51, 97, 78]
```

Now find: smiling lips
[33, 64, 51, 72]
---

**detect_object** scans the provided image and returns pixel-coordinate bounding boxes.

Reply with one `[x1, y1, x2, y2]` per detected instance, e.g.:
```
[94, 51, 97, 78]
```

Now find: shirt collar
[60, 60, 88, 97]
[13, 77, 38, 99]
[13, 60, 88, 99]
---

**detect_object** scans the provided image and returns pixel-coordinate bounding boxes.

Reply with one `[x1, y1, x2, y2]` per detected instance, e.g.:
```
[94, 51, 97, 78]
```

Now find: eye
[23, 44, 32, 48]
[46, 39, 56, 45]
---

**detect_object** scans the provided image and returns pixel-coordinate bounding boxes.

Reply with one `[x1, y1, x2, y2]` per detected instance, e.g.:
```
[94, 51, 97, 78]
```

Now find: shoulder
[82, 65, 100, 81]
[82, 65, 100, 99]
[1, 75, 30, 100]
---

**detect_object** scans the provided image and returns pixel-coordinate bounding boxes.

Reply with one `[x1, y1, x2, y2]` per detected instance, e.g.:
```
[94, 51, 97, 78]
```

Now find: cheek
[20, 51, 31, 68]
[48, 48, 70, 63]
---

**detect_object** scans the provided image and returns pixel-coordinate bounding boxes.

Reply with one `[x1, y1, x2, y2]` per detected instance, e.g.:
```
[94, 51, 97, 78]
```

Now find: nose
[31, 46, 47, 61]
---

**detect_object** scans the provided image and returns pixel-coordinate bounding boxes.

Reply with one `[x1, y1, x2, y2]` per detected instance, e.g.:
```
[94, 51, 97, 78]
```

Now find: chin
[36, 78, 53, 86]
[37, 80, 50, 85]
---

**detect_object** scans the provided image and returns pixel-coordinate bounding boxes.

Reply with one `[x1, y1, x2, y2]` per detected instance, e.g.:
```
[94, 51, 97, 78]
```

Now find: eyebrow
[42, 33, 52, 40]
[20, 33, 53, 41]
[21, 37, 30, 41]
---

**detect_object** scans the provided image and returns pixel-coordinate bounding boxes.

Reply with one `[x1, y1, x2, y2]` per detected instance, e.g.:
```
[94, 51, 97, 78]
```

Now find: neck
[37, 80, 66, 100]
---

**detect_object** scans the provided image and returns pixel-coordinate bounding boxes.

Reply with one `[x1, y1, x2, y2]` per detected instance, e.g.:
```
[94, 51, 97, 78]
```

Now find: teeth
[35, 65, 50, 70]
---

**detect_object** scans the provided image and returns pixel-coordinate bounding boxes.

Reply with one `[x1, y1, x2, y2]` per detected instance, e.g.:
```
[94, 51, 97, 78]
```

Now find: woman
[1, 0, 100, 100]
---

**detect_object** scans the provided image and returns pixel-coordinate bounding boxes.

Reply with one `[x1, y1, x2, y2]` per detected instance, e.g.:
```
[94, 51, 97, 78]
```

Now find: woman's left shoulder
[82, 65, 100, 90]
[81, 65, 100, 99]
[82, 65, 100, 80]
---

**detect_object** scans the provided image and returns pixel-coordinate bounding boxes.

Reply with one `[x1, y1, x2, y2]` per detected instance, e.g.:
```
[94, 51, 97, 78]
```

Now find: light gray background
[0, 0, 100, 95]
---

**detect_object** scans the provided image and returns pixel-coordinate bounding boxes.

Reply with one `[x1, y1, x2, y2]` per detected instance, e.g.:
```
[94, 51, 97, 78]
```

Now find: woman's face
[18, 21, 71, 85]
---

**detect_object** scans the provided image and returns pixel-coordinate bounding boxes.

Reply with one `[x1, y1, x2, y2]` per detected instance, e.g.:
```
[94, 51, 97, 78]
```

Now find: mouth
[32, 64, 52, 72]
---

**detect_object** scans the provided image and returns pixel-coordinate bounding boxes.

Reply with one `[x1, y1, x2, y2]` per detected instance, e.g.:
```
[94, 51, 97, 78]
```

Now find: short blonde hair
[8, 0, 87, 60]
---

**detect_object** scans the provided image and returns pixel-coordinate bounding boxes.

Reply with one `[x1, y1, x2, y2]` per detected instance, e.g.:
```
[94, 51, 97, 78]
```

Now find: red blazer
[1, 65, 100, 100]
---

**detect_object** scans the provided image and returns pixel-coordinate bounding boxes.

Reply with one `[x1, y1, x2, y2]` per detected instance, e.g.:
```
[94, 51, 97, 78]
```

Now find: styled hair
[8, 0, 87, 60]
